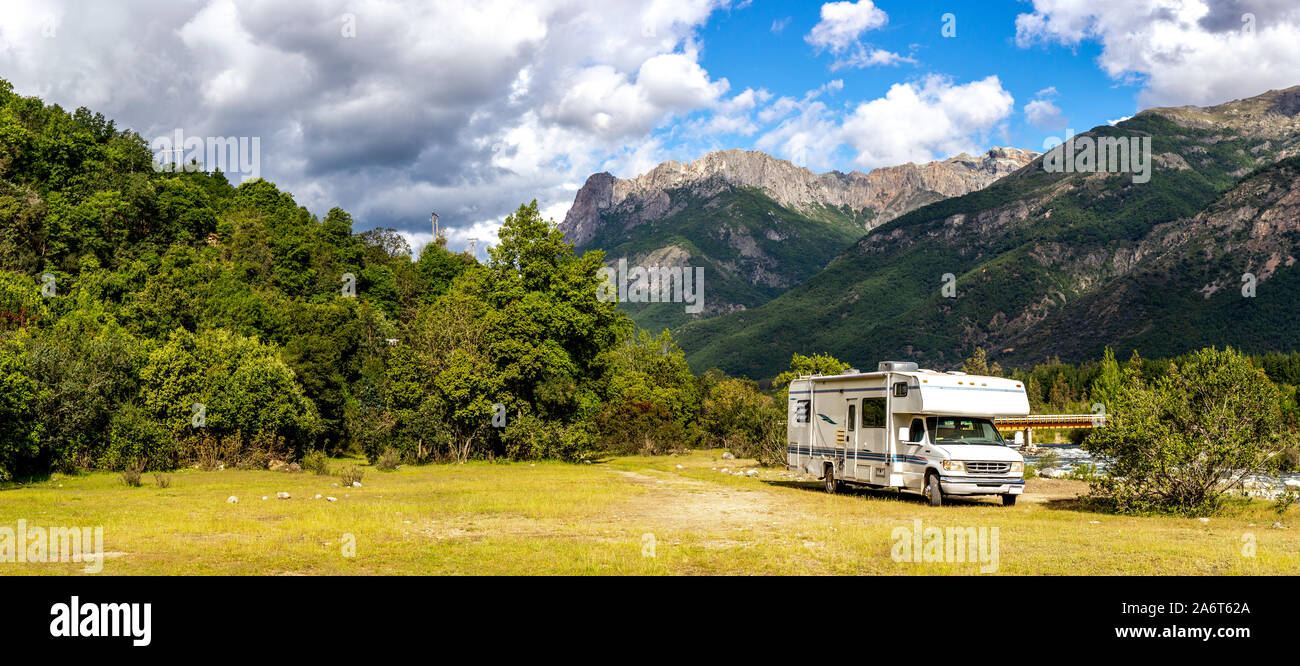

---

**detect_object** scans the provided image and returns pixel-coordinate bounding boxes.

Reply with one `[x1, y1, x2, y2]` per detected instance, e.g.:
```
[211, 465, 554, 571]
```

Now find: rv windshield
[925, 417, 1006, 446]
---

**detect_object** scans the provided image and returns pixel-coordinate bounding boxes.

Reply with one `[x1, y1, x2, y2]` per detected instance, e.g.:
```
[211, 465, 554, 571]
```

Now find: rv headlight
[942, 460, 965, 472]
[1010, 461, 1024, 475]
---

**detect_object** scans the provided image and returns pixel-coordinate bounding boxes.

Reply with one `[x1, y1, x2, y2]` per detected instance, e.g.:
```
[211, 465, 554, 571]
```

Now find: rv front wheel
[924, 473, 943, 506]
[824, 466, 838, 494]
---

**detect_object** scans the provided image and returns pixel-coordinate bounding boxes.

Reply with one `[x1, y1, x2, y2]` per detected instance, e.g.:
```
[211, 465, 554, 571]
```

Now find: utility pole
[431, 212, 440, 240]
[467, 238, 478, 260]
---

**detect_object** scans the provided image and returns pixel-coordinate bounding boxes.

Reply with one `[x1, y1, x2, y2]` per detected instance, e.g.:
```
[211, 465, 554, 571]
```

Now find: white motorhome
[786, 361, 1029, 506]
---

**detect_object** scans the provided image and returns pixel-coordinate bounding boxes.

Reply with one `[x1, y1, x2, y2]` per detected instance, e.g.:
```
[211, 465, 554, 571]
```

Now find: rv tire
[824, 465, 837, 494]
[924, 473, 943, 506]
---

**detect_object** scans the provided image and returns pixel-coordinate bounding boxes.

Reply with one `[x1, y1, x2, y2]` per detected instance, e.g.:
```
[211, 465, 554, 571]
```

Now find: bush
[1084, 348, 1289, 515]
[376, 448, 400, 471]
[699, 378, 785, 466]
[302, 450, 330, 476]
[153, 473, 171, 488]
[337, 465, 364, 486]
[121, 464, 143, 487]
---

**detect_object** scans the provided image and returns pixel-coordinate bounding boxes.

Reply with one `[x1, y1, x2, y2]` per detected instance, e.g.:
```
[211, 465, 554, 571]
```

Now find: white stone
[721, 452, 735, 460]
[352, 481, 362, 488]
[327, 496, 338, 502]
[226, 496, 238, 504]
[276, 491, 290, 500]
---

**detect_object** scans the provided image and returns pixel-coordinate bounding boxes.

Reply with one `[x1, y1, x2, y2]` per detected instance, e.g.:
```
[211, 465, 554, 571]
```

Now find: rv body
[786, 361, 1029, 506]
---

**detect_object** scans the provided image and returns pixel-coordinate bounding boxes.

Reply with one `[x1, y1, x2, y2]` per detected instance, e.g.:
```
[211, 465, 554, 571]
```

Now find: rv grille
[966, 461, 1010, 474]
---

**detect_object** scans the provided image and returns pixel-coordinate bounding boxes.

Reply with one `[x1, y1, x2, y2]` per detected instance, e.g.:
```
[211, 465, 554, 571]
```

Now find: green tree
[1084, 347, 1291, 514]
[772, 352, 850, 388]
[961, 347, 1001, 376]
[1090, 346, 1122, 410]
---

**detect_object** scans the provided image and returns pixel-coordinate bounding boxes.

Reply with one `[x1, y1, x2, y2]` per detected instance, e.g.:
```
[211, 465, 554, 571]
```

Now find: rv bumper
[940, 476, 1024, 495]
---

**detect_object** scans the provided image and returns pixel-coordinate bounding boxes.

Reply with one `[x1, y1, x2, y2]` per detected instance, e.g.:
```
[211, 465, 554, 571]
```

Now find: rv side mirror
[898, 427, 912, 443]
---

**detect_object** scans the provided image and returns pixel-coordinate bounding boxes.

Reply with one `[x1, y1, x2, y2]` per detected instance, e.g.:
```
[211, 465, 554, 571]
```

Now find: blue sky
[660, 0, 1138, 174]
[693, 0, 1135, 157]
[3, 0, 1298, 253]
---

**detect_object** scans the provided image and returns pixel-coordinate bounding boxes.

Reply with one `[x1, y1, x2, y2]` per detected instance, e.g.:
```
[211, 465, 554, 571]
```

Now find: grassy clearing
[1, 451, 1296, 575]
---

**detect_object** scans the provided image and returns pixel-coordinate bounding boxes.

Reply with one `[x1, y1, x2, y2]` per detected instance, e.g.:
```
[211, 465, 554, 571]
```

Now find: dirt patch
[607, 470, 794, 532]
[1023, 478, 1088, 502]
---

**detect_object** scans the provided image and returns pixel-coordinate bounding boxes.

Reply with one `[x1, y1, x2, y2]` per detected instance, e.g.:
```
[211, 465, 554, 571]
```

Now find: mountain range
[669, 86, 1300, 378]
[559, 147, 1036, 332]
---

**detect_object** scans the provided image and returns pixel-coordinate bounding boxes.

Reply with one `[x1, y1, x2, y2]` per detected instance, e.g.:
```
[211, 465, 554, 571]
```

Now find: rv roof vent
[841, 368, 859, 375]
[947, 371, 967, 375]
[877, 361, 919, 372]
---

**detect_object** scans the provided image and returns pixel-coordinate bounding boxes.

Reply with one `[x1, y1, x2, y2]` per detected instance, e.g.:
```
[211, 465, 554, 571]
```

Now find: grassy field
[1, 450, 1296, 575]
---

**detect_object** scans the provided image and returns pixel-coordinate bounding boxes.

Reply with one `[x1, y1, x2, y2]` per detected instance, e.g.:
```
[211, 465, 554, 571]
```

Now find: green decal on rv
[817, 413, 836, 425]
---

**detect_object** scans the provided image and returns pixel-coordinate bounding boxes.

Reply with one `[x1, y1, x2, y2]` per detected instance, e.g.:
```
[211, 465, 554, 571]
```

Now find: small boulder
[276, 491, 290, 500]
[721, 452, 736, 460]
[351, 481, 362, 488]
[287, 462, 302, 473]
[326, 496, 338, 502]
[226, 496, 238, 504]
[268, 460, 288, 472]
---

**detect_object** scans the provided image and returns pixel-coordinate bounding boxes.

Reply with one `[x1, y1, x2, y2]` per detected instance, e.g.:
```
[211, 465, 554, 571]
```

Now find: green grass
[1, 451, 1296, 575]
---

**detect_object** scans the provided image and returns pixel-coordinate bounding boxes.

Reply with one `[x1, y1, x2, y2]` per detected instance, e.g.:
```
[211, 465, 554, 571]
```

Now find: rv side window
[847, 404, 855, 431]
[794, 400, 810, 423]
[908, 418, 926, 443]
[893, 382, 909, 397]
[861, 398, 886, 428]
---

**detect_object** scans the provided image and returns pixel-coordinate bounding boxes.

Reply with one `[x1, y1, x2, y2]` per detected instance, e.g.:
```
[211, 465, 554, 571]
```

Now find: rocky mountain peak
[560, 147, 1037, 247]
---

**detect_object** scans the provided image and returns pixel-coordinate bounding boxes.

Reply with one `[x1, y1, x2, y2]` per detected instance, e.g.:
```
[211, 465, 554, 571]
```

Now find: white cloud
[1024, 97, 1067, 130]
[754, 99, 843, 171]
[1015, 0, 1300, 107]
[805, 1, 907, 70]
[771, 16, 791, 33]
[0, 0, 740, 252]
[806, 1, 888, 53]
[839, 75, 1015, 169]
[751, 75, 1015, 172]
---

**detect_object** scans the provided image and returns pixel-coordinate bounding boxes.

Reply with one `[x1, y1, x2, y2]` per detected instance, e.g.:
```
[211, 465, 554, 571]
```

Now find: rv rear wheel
[924, 473, 943, 506]
[1002, 494, 1017, 506]
[824, 466, 838, 494]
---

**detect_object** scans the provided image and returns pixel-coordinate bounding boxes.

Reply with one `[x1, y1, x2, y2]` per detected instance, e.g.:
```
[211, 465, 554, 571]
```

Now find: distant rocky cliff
[560, 147, 1038, 248]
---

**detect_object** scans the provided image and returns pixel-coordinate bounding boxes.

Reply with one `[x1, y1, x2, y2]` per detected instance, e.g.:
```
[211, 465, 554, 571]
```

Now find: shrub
[153, 473, 171, 488]
[1274, 490, 1298, 516]
[302, 450, 330, 476]
[337, 465, 363, 486]
[376, 448, 400, 471]
[1084, 348, 1289, 515]
[121, 464, 143, 487]
[699, 378, 785, 466]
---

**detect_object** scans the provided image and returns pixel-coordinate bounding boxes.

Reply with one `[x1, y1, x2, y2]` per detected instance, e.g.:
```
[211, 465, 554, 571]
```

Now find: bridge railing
[994, 414, 1107, 429]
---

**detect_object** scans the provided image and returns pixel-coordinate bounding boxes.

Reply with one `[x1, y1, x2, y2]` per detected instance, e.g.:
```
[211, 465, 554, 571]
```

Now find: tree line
[0, 79, 783, 480]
